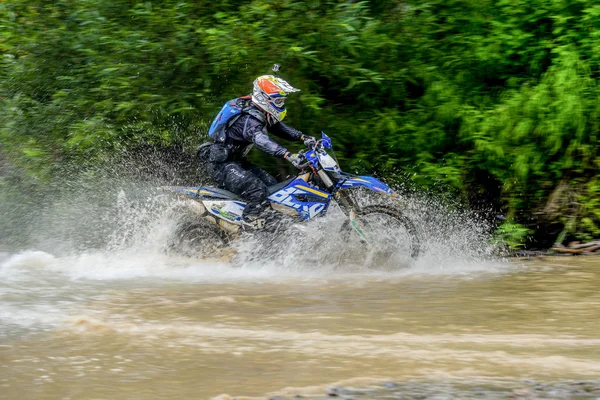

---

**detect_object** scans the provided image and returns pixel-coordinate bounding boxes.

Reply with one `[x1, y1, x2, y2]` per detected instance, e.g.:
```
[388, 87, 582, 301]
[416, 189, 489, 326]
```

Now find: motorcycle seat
[201, 187, 243, 201]
[267, 177, 295, 195]
[201, 177, 295, 200]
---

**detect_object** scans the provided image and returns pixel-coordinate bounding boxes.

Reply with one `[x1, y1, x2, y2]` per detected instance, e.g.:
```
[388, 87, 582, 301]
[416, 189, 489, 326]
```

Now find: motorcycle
[165, 133, 420, 262]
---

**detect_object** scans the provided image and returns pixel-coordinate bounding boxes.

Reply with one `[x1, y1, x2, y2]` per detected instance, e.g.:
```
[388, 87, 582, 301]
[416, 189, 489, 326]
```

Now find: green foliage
[574, 177, 600, 242]
[2, 0, 600, 244]
[492, 222, 532, 251]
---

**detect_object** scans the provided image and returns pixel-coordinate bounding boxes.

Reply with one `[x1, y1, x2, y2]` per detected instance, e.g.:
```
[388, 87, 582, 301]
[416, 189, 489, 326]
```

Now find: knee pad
[209, 144, 230, 163]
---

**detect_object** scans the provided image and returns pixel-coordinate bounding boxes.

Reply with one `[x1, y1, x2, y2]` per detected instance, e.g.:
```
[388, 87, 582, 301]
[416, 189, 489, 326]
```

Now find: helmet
[252, 75, 300, 123]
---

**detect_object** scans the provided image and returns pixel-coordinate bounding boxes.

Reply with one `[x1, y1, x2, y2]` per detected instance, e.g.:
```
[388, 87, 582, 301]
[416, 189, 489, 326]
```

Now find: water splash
[0, 156, 507, 281]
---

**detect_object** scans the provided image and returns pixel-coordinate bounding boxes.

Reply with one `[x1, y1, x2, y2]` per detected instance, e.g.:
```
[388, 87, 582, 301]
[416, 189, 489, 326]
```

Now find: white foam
[1, 250, 56, 270]
[0, 246, 510, 284]
[0, 250, 58, 283]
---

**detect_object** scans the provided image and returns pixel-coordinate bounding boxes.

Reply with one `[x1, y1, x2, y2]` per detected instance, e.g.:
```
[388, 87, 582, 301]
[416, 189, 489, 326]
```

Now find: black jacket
[222, 105, 303, 159]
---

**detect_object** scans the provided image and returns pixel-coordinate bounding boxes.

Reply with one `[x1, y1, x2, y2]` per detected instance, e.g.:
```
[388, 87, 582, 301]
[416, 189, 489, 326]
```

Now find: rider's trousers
[211, 159, 277, 217]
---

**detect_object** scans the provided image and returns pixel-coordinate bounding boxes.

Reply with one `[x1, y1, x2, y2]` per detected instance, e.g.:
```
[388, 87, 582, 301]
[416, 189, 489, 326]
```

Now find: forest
[2, 0, 600, 249]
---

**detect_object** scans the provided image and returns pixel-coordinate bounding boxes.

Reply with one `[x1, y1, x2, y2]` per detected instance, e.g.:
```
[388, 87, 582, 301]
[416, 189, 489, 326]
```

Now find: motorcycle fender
[339, 175, 395, 196]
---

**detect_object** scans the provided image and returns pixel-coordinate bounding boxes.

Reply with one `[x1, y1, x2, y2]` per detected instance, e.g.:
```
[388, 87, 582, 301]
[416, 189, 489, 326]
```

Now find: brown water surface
[1, 254, 599, 399]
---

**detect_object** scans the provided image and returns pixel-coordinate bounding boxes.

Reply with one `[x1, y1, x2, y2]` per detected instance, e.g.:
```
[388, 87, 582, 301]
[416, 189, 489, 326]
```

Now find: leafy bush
[2, 0, 600, 244]
[492, 222, 532, 251]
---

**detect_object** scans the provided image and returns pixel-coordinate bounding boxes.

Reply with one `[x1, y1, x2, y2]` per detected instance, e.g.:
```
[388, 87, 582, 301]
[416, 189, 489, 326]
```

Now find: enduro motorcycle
[165, 133, 420, 261]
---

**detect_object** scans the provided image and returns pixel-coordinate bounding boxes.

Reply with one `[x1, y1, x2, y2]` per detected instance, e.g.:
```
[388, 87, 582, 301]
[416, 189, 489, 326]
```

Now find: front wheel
[342, 205, 420, 266]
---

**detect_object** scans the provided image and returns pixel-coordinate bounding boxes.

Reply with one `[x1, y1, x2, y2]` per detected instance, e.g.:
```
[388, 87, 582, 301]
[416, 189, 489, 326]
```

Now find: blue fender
[338, 174, 396, 196]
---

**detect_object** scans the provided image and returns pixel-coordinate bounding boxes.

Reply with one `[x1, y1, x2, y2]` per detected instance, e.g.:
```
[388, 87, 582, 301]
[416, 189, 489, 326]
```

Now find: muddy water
[1, 252, 600, 399]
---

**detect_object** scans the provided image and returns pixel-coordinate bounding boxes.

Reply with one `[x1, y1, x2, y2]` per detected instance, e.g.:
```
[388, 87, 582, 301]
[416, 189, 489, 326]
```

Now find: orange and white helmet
[252, 75, 300, 123]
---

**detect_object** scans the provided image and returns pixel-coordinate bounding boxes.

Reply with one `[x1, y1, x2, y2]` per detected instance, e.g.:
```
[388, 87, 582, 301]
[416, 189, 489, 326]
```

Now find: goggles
[268, 93, 287, 109]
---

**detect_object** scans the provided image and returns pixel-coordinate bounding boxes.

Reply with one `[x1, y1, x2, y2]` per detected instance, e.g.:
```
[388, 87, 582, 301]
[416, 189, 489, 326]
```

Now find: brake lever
[314, 140, 323, 151]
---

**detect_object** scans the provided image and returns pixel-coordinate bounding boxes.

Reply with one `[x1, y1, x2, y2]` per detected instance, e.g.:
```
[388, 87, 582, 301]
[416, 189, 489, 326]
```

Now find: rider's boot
[241, 207, 279, 231]
[242, 214, 267, 230]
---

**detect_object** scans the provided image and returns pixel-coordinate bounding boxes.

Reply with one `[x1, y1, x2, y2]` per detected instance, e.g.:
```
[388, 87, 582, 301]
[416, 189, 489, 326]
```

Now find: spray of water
[230, 188, 502, 275]
[0, 154, 507, 282]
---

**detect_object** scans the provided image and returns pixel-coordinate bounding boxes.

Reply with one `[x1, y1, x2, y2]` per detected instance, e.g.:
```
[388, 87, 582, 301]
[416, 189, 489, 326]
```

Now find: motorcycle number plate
[203, 200, 244, 222]
[318, 153, 338, 170]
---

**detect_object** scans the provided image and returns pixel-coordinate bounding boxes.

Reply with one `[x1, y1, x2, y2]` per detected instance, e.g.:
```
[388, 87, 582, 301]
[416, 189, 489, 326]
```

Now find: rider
[201, 74, 315, 228]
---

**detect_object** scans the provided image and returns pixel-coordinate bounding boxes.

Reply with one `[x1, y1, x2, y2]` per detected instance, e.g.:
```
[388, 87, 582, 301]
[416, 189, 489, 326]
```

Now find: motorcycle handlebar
[294, 139, 324, 170]
[305, 139, 322, 151]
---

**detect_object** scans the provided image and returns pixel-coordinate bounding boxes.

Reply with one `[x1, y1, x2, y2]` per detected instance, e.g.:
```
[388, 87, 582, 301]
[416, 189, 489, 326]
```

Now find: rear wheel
[341, 205, 420, 267]
[168, 218, 230, 257]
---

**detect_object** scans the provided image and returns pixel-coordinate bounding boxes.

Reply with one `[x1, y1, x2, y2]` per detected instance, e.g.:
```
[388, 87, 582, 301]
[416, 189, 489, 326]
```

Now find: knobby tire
[354, 204, 421, 260]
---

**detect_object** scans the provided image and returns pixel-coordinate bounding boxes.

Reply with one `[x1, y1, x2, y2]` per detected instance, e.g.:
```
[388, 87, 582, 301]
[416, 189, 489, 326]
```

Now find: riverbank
[510, 239, 600, 258]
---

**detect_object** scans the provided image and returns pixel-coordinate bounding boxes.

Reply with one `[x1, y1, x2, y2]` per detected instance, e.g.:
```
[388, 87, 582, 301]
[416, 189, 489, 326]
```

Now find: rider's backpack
[208, 96, 252, 142]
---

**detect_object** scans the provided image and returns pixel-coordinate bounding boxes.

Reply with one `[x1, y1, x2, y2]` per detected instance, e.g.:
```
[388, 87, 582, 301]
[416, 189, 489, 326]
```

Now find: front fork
[335, 190, 374, 246]
[321, 168, 373, 245]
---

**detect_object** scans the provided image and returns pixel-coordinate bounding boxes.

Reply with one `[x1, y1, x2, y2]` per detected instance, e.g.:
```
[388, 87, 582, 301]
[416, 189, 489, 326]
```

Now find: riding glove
[284, 152, 305, 169]
[302, 135, 317, 148]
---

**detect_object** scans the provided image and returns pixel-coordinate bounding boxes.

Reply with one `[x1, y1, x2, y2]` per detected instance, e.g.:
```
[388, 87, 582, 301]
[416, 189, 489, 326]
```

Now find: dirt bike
[164, 133, 420, 262]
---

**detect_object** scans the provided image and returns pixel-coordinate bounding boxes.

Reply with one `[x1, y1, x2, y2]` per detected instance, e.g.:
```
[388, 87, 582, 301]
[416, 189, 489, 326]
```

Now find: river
[2, 247, 599, 399]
